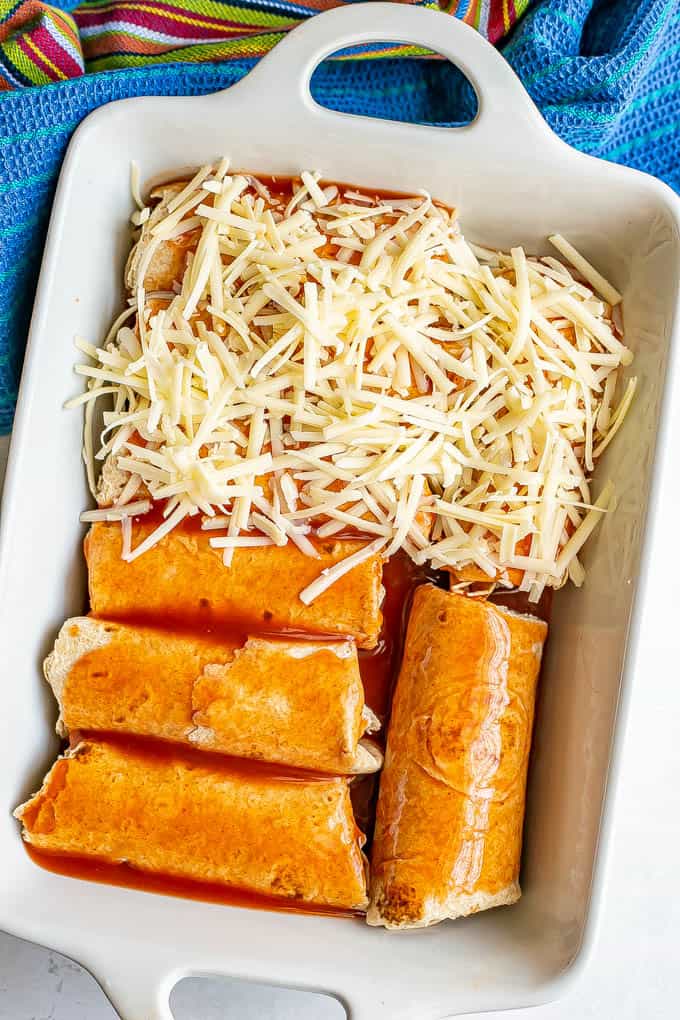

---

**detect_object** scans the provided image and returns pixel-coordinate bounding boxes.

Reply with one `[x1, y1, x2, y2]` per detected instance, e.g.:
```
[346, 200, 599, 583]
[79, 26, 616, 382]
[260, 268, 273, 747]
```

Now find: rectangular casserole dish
[1, 5, 679, 1017]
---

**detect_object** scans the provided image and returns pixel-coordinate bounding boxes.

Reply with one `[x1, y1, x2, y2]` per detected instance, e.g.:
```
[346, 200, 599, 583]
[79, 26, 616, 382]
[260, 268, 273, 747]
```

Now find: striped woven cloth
[0, 1, 83, 86]
[0, 0, 530, 87]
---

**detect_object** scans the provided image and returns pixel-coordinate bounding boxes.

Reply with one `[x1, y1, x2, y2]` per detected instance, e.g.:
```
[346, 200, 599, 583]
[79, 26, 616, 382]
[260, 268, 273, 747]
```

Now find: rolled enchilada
[368, 585, 547, 929]
[85, 521, 383, 649]
[15, 738, 369, 911]
[45, 617, 380, 774]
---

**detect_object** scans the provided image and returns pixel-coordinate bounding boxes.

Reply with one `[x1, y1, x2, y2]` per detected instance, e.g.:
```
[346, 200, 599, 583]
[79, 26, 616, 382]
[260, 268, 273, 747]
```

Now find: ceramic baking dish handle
[101, 960, 393, 1020]
[239, 0, 546, 146]
[96, 943, 433, 1020]
[110, 966, 176, 1020]
[87, 948, 179, 1020]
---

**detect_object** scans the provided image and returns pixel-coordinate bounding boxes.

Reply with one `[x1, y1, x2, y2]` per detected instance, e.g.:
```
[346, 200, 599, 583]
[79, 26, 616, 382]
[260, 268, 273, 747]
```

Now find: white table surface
[0, 431, 676, 1019]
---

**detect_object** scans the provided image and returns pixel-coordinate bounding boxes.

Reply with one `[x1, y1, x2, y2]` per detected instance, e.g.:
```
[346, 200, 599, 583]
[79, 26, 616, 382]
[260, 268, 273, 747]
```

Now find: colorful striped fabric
[0, 1, 83, 87]
[440, 0, 532, 42]
[75, 0, 437, 72]
[0, 0, 528, 88]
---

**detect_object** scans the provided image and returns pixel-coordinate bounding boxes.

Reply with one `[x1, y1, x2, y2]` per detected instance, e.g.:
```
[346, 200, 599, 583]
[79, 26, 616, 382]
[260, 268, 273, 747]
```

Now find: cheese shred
[70, 161, 636, 602]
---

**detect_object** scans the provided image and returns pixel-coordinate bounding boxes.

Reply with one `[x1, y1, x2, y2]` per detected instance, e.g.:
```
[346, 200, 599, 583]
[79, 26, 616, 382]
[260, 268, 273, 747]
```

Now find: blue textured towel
[1, 0, 678, 433]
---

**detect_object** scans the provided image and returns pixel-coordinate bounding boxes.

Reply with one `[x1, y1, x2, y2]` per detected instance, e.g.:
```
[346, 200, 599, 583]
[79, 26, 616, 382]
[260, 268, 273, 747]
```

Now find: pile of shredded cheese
[69, 159, 636, 603]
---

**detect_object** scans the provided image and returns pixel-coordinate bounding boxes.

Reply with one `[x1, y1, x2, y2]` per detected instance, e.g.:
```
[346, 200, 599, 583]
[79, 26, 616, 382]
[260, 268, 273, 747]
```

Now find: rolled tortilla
[85, 521, 383, 649]
[126, 181, 192, 293]
[367, 585, 547, 929]
[44, 617, 381, 774]
[15, 738, 369, 911]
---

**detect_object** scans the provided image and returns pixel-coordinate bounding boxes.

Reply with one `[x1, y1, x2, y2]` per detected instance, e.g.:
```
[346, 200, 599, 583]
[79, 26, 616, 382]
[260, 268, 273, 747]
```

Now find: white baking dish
[1, 5, 679, 1018]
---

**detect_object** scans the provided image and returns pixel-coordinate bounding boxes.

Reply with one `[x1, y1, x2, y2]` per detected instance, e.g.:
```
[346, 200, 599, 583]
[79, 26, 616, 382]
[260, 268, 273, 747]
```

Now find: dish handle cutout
[224, 1, 548, 148]
[94, 952, 178, 1020]
[170, 975, 347, 1019]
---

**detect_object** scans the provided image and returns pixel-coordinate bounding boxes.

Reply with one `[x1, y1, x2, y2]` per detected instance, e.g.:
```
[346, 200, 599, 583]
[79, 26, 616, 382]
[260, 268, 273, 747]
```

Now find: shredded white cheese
[548, 234, 622, 307]
[298, 538, 387, 605]
[70, 161, 636, 601]
[80, 500, 151, 522]
[130, 161, 144, 211]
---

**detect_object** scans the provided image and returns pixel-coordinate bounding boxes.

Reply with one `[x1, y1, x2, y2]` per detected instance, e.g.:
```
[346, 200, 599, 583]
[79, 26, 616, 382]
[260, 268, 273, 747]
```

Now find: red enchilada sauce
[358, 552, 445, 723]
[25, 844, 363, 918]
[25, 845, 362, 918]
[70, 730, 342, 782]
[489, 584, 553, 624]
